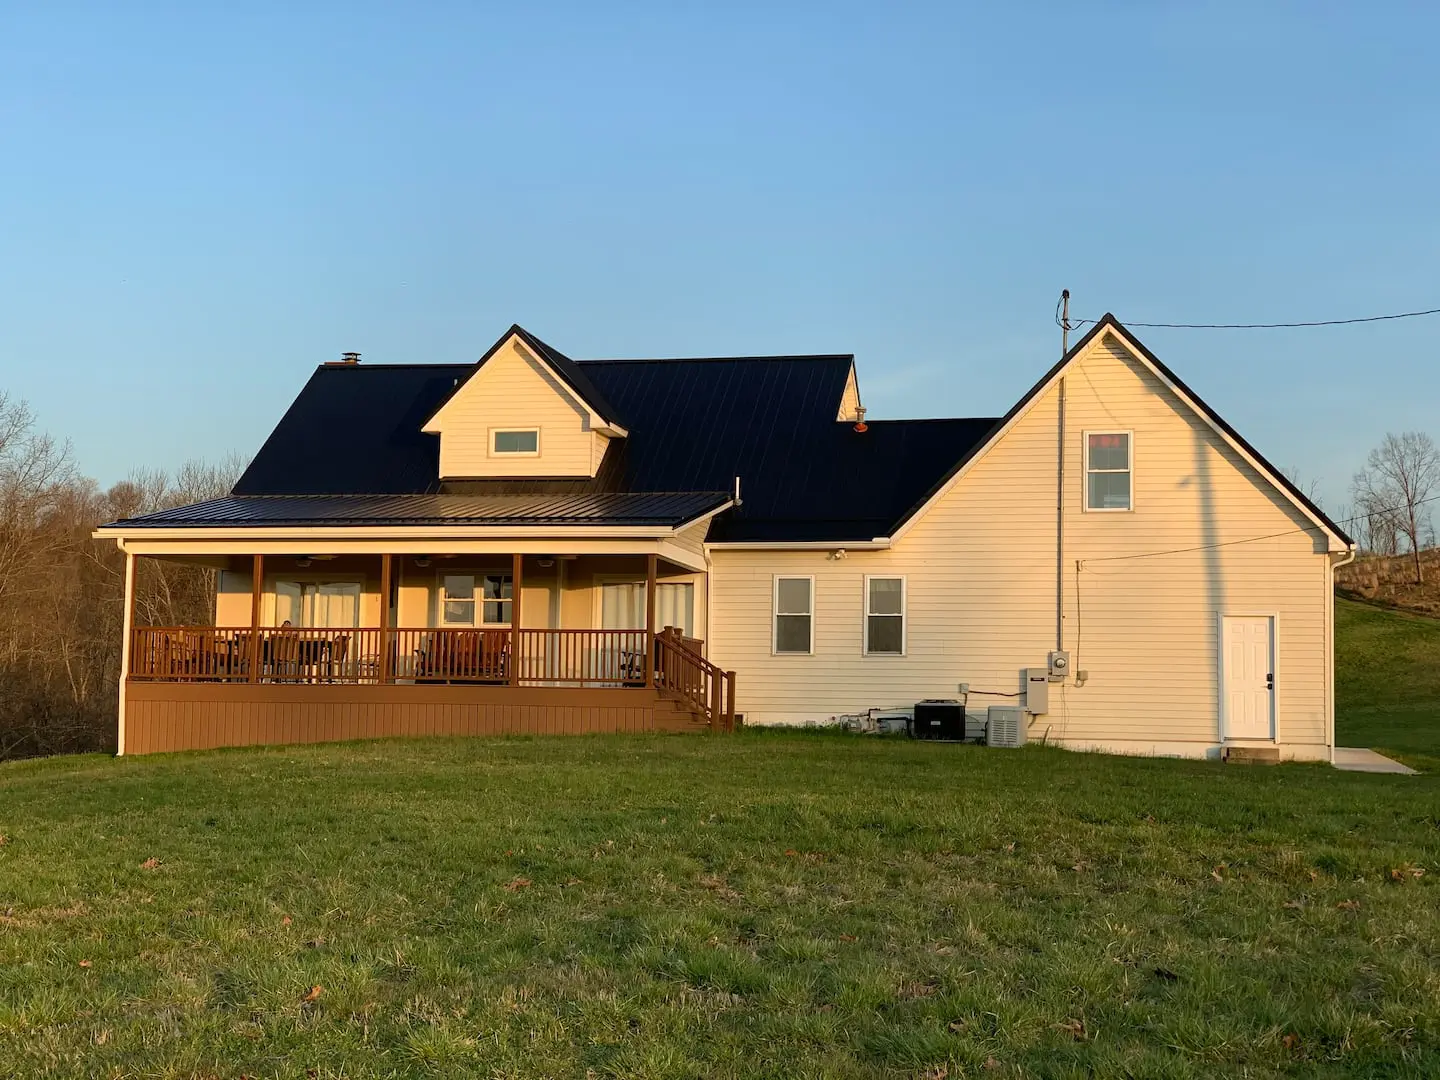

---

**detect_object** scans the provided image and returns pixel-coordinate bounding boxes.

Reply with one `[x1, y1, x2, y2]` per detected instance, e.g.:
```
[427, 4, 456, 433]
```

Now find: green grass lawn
[0, 734, 1436, 1078]
[1335, 597, 1440, 773]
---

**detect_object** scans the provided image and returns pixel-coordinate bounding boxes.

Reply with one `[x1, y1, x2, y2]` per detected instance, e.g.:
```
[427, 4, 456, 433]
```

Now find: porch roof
[102, 491, 731, 529]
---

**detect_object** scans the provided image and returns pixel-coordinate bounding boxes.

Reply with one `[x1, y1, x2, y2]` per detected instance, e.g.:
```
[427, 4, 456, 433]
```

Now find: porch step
[1223, 745, 1280, 765]
[651, 691, 711, 730]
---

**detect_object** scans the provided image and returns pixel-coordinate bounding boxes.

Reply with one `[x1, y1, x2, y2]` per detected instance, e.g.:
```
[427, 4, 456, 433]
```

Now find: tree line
[0, 393, 241, 759]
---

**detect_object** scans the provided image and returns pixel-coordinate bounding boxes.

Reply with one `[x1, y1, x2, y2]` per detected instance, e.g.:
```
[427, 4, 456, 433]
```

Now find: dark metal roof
[224, 344, 1000, 541]
[110, 492, 731, 529]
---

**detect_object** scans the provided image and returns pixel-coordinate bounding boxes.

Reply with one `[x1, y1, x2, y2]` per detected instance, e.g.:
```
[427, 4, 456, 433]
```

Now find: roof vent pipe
[853, 405, 868, 433]
[340, 352, 361, 364]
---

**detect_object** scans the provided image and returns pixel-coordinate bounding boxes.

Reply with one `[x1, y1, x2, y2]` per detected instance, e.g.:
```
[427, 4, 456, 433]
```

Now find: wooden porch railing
[654, 627, 737, 731]
[129, 627, 688, 690]
[129, 627, 386, 683]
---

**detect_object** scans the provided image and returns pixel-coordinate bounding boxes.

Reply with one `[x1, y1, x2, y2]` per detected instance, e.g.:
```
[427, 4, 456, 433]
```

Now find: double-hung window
[773, 576, 813, 654]
[441, 574, 512, 626]
[1084, 431, 1132, 511]
[864, 576, 905, 655]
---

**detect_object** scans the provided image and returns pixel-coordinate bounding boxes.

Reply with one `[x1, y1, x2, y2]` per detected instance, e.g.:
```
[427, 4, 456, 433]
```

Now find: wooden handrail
[127, 626, 700, 693]
[654, 628, 735, 731]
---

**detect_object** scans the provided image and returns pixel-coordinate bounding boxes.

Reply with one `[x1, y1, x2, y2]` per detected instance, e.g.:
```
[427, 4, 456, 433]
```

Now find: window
[1085, 431, 1132, 511]
[491, 428, 539, 455]
[864, 576, 905, 655]
[273, 581, 360, 628]
[600, 582, 644, 630]
[441, 574, 512, 626]
[657, 582, 695, 638]
[599, 581, 695, 637]
[773, 576, 813, 654]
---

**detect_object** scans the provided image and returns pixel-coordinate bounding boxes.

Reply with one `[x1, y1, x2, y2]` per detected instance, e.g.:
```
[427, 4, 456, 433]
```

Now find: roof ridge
[577, 354, 854, 366]
[315, 363, 472, 371]
[858, 416, 1001, 425]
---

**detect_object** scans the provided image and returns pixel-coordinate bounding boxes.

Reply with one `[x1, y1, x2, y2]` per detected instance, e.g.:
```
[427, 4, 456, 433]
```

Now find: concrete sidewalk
[1333, 747, 1417, 775]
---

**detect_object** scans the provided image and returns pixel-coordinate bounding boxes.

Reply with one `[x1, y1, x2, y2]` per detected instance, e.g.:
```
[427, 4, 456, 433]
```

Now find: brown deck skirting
[123, 681, 702, 755]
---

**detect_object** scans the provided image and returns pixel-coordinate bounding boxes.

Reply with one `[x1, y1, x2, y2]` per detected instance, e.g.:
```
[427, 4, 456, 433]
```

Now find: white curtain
[600, 583, 645, 629]
[314, 583, 360, 628]
[274, 581, 303, 626]
[273, 581, 361, 627]
[657, 582, 694, 637]
[600, 581, 693, 636]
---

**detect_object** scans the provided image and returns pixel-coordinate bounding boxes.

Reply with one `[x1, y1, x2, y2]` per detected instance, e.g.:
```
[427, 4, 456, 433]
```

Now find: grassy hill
[1335, 596, 1440, 772]
[0, 733, 1436, 1078]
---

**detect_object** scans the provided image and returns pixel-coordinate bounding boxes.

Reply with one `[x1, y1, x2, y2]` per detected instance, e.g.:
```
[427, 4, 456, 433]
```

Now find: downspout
[1327, 546, 1357, 765]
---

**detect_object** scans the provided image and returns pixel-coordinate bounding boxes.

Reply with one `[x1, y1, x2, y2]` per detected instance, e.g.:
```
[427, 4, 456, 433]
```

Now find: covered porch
[131, 551, 706, 689]
[113, 541, 736, 754]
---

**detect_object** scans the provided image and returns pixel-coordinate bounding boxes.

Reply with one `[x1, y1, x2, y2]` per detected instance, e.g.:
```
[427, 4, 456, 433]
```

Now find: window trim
[862, 575, 907, 656]
[436, 571, 513, 627]
[772, 575, 815, 656]
[488, 427, 541, 458]
[1082, 429, 1135, 513]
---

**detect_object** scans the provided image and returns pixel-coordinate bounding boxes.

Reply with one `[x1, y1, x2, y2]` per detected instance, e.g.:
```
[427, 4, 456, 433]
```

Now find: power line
[1079, 491, 1440, 568]
[1058, 305, 1440, 332]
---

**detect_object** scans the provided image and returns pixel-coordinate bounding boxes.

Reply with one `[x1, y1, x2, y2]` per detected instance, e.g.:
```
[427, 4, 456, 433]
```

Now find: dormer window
[491, 428, 540, 456]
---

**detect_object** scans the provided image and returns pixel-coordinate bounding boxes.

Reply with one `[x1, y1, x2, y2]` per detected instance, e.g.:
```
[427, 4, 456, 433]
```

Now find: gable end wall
[430, 340, 604, 479]
[708, 332, 1332, 757]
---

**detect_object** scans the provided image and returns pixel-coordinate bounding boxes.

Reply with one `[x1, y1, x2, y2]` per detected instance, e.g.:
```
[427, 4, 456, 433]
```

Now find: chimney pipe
[853, 405, 868, 433]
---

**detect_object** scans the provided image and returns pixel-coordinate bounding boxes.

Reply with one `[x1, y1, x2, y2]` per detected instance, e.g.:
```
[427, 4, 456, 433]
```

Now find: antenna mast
[1060, 288, 1072, 355]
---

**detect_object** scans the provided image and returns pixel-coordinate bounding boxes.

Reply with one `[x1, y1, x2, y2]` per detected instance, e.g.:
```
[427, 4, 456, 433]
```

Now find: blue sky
[2, 2, 1437, 511]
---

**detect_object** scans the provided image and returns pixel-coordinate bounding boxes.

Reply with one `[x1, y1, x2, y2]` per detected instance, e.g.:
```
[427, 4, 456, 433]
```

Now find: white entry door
[1221, 616, 1275, 740]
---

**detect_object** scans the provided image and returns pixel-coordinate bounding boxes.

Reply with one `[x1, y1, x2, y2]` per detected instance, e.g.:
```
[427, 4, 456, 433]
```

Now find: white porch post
[117, 548, 135, 756]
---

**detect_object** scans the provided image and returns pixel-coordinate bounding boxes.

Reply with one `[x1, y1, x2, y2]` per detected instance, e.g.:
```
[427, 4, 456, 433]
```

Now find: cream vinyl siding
[837, 363, 862, 421]
[424, 337, 608, 479]
[708, 330, 1332, 757]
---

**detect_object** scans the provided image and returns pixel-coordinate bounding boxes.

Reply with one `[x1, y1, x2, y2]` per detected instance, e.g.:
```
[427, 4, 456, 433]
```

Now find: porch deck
[121, 625, 736, 754]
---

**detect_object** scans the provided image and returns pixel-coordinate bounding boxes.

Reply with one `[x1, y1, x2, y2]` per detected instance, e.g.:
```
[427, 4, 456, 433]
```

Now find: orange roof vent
[853, 405, 868, 433]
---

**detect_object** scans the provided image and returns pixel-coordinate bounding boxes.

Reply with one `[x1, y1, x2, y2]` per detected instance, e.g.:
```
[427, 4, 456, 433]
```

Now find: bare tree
[1352, 432, 1440, 582]
[0, 390, 245, 759]
[1281, 466, 1325, 508]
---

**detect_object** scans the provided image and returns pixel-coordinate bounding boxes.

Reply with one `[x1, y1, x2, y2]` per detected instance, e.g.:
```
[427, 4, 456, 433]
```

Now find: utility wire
[1058, 305, 1440, 332]
[1078, 491, 1440, 567]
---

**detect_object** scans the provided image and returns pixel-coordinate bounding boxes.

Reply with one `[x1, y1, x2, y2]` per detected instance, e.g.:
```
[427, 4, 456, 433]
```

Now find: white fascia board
[704, 538, 891, 552]
[95, 523, 679, 543]
[671, 500, 734, 534]
[93, 502, 733, 546]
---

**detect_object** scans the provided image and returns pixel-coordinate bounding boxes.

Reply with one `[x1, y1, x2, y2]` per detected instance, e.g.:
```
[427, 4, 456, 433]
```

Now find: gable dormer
[422, 326, 627, 479]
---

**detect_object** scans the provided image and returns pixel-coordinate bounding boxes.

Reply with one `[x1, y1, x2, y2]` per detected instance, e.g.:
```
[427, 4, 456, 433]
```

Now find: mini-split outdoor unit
[986, 705, 1028, 748]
